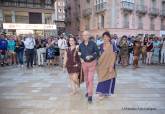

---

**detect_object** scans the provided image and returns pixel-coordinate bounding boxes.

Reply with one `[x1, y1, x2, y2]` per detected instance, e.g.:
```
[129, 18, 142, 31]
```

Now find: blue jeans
[17, 50, 24, 65]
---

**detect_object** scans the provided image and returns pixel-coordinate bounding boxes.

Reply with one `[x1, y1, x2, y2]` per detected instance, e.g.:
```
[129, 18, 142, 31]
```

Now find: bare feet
[69, 91, 77, 96]
[96, 94, 105, 100]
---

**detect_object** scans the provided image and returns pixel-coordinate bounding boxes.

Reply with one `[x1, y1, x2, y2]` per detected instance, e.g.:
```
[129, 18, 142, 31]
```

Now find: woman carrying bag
[63, 37, 83, 95]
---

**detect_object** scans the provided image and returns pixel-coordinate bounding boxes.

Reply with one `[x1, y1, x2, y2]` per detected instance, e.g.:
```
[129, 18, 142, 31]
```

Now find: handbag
[78, 67, 84, 86]
[73, 47, 84, 86]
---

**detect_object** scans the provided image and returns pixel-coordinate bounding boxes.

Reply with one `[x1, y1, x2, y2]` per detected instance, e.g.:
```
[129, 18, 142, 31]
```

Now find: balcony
[0, 1, 54, 10]
[121, 1, 134, 12]
[83, 8, 92, 17]
[160, 10, 165, 17]
[136, 5, 147, 15]
[95, 2, 107, 13]
[149, 8, 159, 16]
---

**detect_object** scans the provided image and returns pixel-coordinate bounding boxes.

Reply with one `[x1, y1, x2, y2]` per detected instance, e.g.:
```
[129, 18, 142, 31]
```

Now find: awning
[3, 23, 57, 30]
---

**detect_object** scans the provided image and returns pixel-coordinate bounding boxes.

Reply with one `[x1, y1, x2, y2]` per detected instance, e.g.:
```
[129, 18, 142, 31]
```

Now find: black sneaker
[85, 93, 88, 98]
[88, 96, 92, 104]
[27, 65, 30, 69]
[1, 63, 4, 67]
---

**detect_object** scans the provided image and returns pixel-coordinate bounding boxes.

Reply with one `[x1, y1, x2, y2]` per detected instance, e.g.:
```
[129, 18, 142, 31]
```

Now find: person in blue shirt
[95, 35, 103, 48]
[152, 37, 161, 64]
[0, 34, 8, 66]
[7, 35, 16, 65]
[79, 31, 99, 104]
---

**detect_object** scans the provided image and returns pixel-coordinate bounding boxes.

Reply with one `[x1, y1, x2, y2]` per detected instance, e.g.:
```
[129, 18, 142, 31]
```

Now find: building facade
[0, 0, 56, 36]
[80, 0, 165, 37]
[65, 0, 80, 35]
[54, 0, 65, 35]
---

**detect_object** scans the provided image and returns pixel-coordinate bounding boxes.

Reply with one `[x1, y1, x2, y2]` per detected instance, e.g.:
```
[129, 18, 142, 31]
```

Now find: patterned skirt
[46, 47, 55, 60]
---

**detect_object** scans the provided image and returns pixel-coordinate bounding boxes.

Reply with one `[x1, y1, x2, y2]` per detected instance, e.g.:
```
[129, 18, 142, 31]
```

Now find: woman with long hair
[15, 36, 25, 67]
[141, 38, 148, 64]
[46, 38, 55, 68]
[96, 31, 117, 100]
[63, 37, 81, 95]
[146, 38, 153, 65]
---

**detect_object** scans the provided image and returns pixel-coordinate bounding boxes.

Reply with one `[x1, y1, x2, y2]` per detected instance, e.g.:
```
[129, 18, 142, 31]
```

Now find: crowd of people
[0, 33, 69, 68]
[0, 31, 165, 104]
[96, 34, 165, 68]
[0, 32, 165, 68]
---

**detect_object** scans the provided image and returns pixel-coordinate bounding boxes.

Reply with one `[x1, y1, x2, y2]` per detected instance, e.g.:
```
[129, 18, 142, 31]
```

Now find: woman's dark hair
[89, 36, 95, 40]
[121, 35, 127, 39]
[67, 37, 78, 47]
[102, 31, 111, 39]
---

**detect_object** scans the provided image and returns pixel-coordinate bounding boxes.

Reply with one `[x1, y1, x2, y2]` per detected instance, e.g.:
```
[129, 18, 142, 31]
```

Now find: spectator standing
[161, 38, 165, 64]
[119, 35, 129, 67]
[7, 35, 16, 65]
[133, 37, 141, 68]
[0, 34, 8, 66]
[15, 36, 25, 67]
[58, 37, 67, 67]
[24, 34, 36, 68]
[152, 37, 161, 64]
[146, 38, 153, 65]
[36, 37, 46, 66]
[46, 38, 55, 68]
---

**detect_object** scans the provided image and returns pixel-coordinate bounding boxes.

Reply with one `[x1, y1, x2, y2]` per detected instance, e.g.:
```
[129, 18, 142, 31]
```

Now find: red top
[146, 43, 153, 52]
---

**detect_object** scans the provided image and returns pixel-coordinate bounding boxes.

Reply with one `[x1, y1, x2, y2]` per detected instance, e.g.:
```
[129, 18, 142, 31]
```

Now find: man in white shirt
[95, 35, 103, 47]
[24, 34, 36, 68]
[58, 37, 67, 66]
[161, 38, 165, 64]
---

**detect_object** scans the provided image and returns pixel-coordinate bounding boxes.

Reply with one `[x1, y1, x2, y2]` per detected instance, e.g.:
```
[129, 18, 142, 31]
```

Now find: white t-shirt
[24, 37, 36, 49]
[162, 41, 165, 49]
[58, 39, 67, 49]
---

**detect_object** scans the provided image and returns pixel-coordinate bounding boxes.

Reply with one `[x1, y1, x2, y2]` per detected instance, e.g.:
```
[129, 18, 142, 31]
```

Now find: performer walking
[96, 32, 117, 100]
[63, 37, 81, 95]
[79, 31, 99, 103]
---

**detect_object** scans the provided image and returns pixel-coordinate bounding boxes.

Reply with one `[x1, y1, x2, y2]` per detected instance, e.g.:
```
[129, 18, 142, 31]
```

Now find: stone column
[51, 13, 54, 24]
[0, 9, 3, 32]
[42, 12, 45, 24]
[111, 0, 116, 28]
[11, 10, 15, 23]
[0, 9, 3, 22]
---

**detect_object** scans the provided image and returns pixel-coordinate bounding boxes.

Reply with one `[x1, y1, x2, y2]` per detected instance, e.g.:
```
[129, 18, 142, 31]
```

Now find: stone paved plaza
[0, 65, 165, 114]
